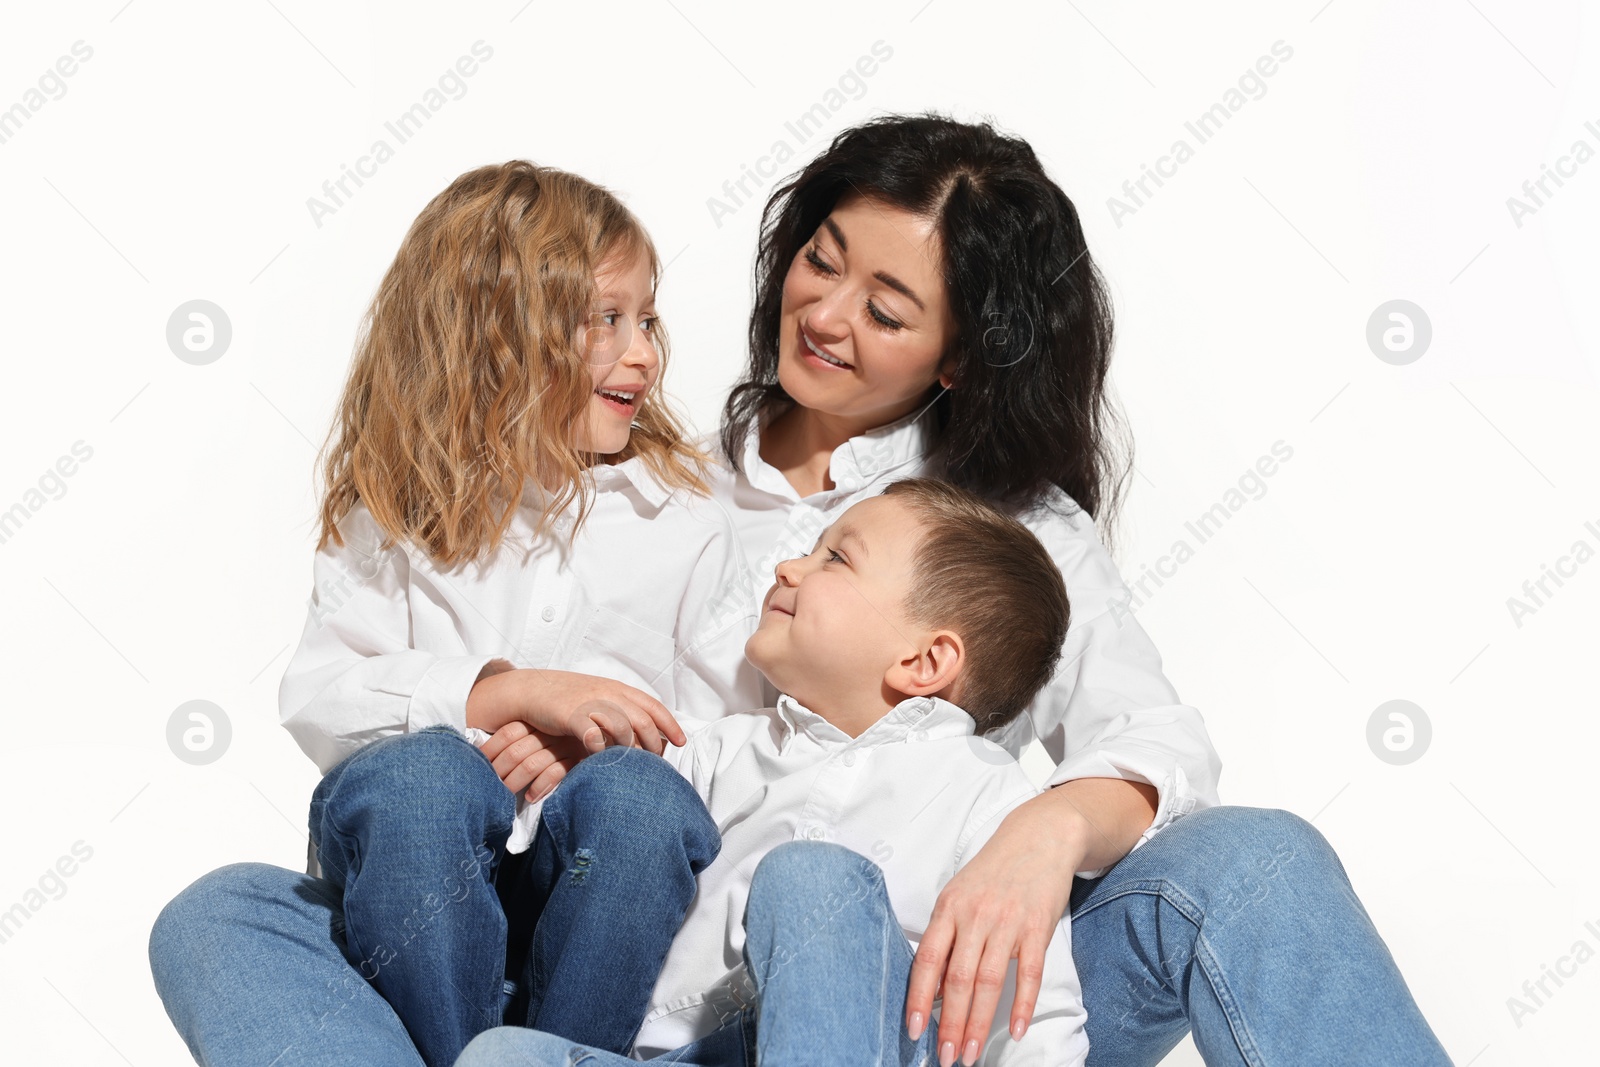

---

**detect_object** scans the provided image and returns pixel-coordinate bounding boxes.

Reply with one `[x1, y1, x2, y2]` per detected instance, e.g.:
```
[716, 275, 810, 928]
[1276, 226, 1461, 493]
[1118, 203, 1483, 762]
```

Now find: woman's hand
[477, 720, 586, 801]
[465, 665, 687, 754]
[905, 778, 1158, 1065]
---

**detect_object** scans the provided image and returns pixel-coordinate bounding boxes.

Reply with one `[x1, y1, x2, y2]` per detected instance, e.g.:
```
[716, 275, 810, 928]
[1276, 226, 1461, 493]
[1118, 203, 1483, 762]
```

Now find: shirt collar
[772, 692, 976, 753]
[520, 456, 673, 512]
[739, 398, 940, 501]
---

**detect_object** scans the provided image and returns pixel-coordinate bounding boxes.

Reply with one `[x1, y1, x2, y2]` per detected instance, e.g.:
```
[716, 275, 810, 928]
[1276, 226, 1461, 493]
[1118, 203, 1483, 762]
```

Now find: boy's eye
[825, 547, 843, 563]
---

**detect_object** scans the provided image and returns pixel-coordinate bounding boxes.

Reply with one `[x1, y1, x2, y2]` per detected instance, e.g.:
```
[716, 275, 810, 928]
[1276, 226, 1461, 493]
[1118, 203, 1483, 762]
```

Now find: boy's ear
[885, 630, 964, 701]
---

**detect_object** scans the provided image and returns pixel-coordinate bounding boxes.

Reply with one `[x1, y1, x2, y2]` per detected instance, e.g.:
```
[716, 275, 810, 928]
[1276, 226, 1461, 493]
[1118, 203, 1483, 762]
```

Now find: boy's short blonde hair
[881, 478, 1070, 733]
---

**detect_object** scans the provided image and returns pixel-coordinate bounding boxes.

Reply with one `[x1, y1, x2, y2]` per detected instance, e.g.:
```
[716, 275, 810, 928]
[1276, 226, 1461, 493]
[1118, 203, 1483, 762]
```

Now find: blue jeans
[153, 746, 1451, 1067]
[454, 841, 930, 1067]
[455, 809, 1452, 1067]
[149, 729, 719, 1067]
[1067, 806, 1452, 1067]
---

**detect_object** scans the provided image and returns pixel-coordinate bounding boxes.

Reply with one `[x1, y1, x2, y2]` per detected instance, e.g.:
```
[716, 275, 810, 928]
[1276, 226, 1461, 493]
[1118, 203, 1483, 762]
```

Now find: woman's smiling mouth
[799, 323, 852, 371]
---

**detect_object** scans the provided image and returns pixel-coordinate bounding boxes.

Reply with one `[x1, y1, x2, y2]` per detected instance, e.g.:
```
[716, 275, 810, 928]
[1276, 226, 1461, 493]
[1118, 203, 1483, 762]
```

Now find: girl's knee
[552, 747, 716, 850]
[314, 728, 509, 832]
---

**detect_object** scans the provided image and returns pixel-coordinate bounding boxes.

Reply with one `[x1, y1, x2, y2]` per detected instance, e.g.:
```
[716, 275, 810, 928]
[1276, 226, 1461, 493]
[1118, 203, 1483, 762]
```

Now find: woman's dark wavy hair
[720, 112, 1131, 544]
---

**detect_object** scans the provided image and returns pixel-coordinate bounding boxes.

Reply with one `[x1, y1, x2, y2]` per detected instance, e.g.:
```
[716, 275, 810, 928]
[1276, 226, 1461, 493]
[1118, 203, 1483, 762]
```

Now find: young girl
[150, 161, 762, 1067]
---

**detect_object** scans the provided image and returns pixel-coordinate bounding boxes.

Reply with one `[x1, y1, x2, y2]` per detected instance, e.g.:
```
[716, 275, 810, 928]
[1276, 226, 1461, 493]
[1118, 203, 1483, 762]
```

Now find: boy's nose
[773, 557, 802, 586]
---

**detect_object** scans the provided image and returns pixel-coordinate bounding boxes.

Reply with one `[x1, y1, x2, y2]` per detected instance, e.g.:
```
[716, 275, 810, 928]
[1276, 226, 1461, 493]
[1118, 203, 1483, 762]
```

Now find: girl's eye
[640, 315, 657, 332]
[803, 246, 836, 276]
[865, 300, 903, 331]
[598, 312, 620, 328]
[825, 548, 844, 564]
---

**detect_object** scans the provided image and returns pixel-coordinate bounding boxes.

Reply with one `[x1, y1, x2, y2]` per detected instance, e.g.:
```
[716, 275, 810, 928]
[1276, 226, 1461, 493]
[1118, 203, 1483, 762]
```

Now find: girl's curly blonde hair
[316, 161, 709, 568]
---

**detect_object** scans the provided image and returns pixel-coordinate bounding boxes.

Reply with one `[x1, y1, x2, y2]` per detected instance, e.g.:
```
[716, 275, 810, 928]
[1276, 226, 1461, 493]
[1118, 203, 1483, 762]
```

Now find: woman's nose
[806, 284, 853, 339]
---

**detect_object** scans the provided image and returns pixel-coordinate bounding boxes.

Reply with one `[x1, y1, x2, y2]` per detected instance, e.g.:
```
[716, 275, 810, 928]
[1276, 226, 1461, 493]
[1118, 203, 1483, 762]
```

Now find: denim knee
[150, 862, 296, 989]
[456, 1025, 581, 1066]
[546, 746, 718, 859]
[312, 726, 511, 834]
[1095, 805, 1348, 921]
[749, 841, 883, 906]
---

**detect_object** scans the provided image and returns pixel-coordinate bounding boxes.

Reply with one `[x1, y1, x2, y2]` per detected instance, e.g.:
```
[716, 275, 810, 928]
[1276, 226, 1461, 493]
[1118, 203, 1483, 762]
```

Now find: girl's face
[577, 248, 661, 455]
[775, 194, 957, 433]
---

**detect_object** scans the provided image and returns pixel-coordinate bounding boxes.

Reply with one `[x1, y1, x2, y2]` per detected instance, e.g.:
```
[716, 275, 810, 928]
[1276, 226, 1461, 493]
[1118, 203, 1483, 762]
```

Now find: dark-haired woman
[700, 113, 1453, 1067]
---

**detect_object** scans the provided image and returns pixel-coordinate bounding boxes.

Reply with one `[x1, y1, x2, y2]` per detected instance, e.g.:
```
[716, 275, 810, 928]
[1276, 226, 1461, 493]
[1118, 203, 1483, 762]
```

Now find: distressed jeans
[454, 840, 932, 1067]
[149, 728, 719, 1067]
[455, 809, 1454, 1067]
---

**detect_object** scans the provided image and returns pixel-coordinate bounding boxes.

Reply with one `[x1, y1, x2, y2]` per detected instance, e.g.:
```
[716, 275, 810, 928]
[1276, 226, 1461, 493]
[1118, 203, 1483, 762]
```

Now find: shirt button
[540, 606, 555, 622]
[806, 826, 826, 841]
[841, 751, 856, 767]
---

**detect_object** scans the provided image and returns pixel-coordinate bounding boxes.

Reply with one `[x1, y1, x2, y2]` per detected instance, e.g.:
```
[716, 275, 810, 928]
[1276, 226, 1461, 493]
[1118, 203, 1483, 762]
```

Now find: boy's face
[745, 495, 950, 731]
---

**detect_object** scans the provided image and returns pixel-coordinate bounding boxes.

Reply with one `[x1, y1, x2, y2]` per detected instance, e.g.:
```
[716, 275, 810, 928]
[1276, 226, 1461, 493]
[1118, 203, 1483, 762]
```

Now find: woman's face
[775, 193, 957, 432]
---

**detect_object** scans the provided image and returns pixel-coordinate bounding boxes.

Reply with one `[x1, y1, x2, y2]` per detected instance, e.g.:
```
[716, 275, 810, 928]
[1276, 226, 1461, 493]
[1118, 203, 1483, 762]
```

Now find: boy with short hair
[466, 477, 1089, 1066]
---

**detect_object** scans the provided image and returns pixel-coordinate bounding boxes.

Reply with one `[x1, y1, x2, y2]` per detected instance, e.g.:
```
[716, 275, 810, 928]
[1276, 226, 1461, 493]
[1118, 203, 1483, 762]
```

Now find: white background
[1, 1, 1596, 1063]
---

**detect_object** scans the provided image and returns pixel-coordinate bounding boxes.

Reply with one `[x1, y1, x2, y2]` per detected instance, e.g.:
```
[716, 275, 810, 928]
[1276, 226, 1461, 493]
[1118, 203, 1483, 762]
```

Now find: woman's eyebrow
[823, 217, 848, 251]
[822, 217, 926, 312]
[872, 271, 925, 312]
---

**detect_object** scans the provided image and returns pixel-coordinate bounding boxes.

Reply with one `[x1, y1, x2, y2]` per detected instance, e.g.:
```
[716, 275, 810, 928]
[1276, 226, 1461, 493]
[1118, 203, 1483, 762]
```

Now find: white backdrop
[1, 1, 1595, 1063]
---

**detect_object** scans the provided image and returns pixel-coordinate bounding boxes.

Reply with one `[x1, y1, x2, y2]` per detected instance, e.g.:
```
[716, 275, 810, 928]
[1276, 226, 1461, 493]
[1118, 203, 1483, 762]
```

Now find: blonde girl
[150, 161, 759, 1067]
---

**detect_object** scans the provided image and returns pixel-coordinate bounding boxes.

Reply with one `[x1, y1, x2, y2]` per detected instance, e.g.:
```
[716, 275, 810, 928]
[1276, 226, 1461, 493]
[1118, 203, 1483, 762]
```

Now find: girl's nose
[623, 318, 660, 373]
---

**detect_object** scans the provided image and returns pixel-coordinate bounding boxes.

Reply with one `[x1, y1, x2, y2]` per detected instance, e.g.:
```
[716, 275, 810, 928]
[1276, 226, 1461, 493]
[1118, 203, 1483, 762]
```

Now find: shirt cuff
[407, 655, 511, 737]
[1046, 756, 1203, 880]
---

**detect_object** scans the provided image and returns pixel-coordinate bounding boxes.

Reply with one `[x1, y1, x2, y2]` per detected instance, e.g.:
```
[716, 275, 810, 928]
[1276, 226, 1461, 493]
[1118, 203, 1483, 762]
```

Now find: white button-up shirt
[632, 694, 1089, 1067]
[694, 403, 1224, 876]
[278, 458, 763, 778]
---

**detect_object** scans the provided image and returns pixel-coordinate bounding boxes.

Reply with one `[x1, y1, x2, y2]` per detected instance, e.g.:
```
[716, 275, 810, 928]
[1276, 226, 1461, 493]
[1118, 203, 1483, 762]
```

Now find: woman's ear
[885, 630, 964, 700]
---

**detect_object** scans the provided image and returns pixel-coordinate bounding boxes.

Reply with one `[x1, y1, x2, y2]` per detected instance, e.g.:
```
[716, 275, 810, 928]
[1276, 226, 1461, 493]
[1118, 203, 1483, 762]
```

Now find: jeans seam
[1192, 931, 1268, 1067]
[1075, 879, 1269, 1067]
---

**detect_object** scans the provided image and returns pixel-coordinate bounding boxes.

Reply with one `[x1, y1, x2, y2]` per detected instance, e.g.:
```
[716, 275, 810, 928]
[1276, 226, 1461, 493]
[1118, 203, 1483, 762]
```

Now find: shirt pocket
[570, 605, 679, 705]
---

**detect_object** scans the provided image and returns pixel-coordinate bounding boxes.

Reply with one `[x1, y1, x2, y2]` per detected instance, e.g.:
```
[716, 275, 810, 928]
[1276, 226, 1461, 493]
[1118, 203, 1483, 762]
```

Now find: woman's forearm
[1034, 776, 1160, 874]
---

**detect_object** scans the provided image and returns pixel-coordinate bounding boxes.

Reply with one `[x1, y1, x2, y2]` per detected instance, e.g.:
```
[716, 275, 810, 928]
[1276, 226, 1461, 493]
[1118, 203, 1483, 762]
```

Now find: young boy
[466, 477, 1088, 1066]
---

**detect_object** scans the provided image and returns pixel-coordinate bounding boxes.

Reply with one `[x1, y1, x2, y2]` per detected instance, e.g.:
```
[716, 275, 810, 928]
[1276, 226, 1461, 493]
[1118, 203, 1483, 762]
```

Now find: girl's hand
[478, 720, 585, 801]
[466, 666, 687, 754]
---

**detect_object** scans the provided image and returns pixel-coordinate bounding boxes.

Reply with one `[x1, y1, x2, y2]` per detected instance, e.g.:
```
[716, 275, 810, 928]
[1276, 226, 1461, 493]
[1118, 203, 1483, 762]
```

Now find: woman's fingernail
[962, 1038, 980, 1064]
[939, 1040, 956, 1067]
[1011, 1017, 1028, 1040]
[908, 1012, 924, 1040]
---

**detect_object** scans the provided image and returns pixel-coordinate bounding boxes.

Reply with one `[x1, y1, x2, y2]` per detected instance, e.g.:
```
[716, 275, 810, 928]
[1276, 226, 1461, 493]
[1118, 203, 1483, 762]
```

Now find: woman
[679, 112, 1452, 1067]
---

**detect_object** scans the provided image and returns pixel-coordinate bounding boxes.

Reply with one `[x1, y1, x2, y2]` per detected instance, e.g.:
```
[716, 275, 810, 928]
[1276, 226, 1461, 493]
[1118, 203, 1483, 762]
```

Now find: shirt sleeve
[277, 505, 506, 774]
[1003, 493, 1224, 879]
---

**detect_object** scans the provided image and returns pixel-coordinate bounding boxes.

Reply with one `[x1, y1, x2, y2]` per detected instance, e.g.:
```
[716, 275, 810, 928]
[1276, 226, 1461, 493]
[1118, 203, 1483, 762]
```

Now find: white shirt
[632, 694, 1089, 1067]
[278, 458, 763, 778]
[694, 401, 1224, 876]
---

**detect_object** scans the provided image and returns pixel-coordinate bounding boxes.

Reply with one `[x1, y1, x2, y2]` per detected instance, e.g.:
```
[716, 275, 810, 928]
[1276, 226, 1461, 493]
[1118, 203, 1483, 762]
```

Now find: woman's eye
[804, 247, 836, 275]
[866, 300, 903, 331]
